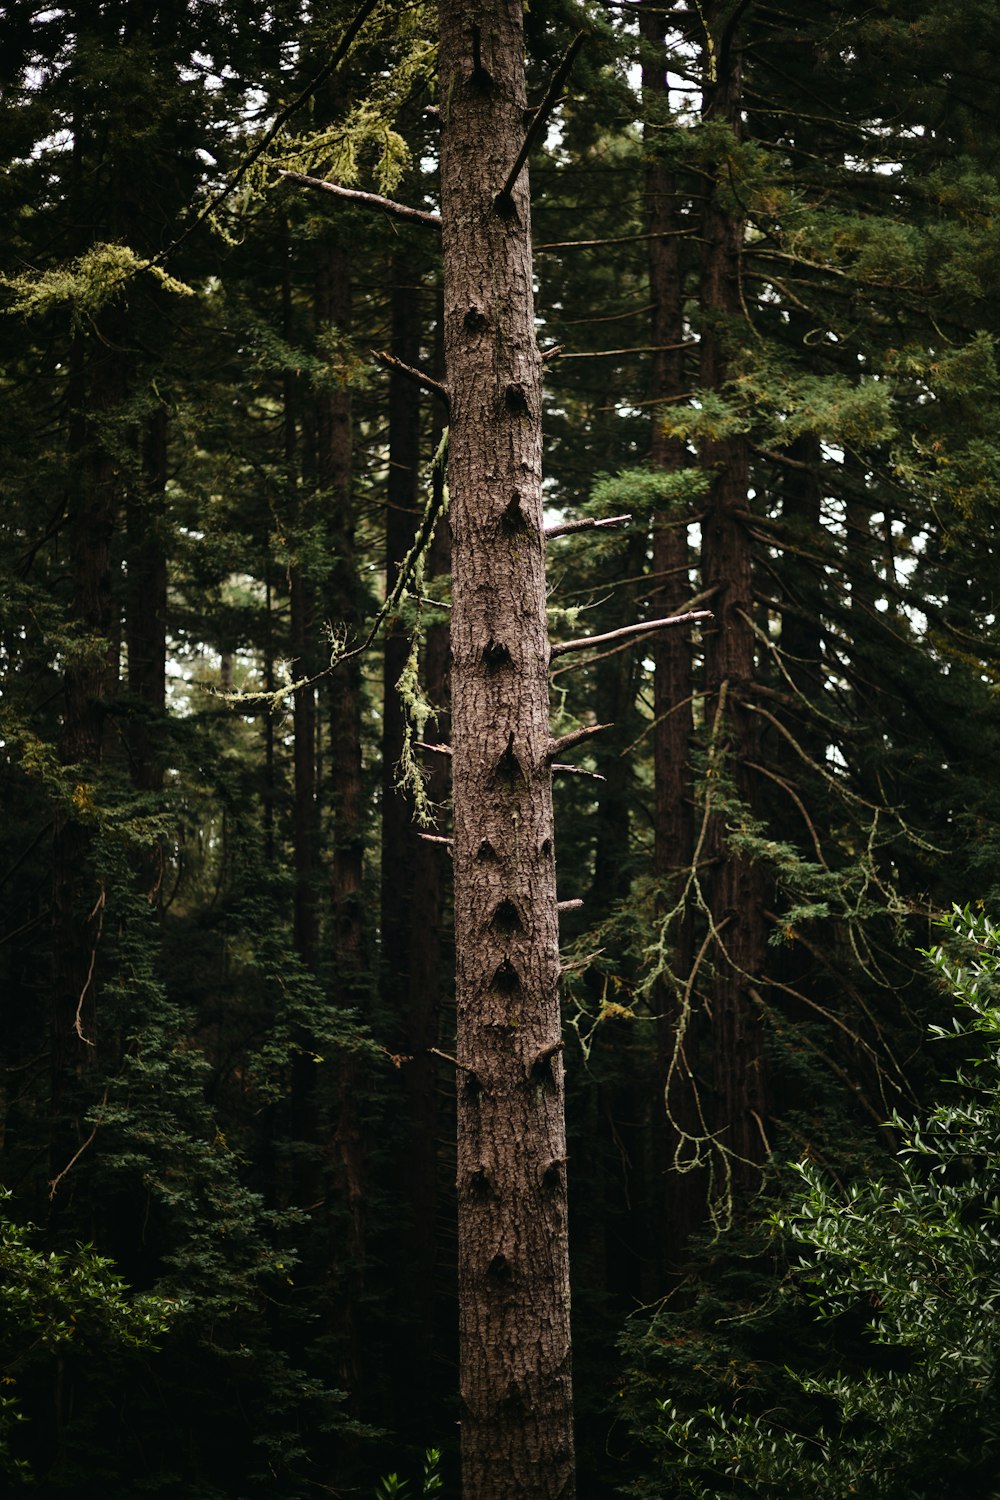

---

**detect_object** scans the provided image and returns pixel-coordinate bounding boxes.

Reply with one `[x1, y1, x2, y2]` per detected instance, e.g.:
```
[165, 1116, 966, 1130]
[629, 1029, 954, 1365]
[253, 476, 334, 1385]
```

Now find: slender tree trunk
[381, 256, 423, 995]
[641, 0, 704, 1268]
[440, 3, 574, 1493]
[380, 262, 454, 1440]
[50, 315, 125, 1199]
[125, 404, 168, 797]
[698, 6, 768, 1189]
[316, 235, 367, 1399]
[287, 232, 320, 969]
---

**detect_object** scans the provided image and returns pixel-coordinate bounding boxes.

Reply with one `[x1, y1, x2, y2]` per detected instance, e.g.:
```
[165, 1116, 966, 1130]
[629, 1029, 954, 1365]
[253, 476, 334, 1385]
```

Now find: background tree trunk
[697, 4, 768, 1191]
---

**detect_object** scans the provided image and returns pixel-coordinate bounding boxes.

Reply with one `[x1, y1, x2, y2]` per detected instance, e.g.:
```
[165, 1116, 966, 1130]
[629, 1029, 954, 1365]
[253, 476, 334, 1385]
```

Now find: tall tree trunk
[125, 404, 168, 797]
[439, 3, 574, 1493]
[316, 235, 367, 1399]
[381, 255, 423, 997]
[51, 314, 125, 1196]
[641, 0, 704, 1269]
[698, 4, 768, 1191]
[380, 263, 454, 1441]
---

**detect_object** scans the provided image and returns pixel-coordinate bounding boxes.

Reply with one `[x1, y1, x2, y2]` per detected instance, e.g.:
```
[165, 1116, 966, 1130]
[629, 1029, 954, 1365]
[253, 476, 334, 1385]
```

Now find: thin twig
[49, 1088, 108, 1200]
[551, 763, 606, 781]
[545, 513, 631, 539]
[496, 31, 588, 211]
[417, 741, 452, 756]
[74, 884, 105, 1046]
[428, 1046, 477, 1075]
[550, 609, 712, 659]
[417, 832, 453, 846]
[535, 228, 698, 251]
[279, 171, 441, 228]
[557, 341, 698, 360]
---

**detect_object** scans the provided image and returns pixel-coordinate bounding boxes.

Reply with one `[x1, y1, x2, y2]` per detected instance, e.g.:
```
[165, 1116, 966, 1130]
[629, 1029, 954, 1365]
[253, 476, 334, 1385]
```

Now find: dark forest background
[4, 1, 1000, 1494]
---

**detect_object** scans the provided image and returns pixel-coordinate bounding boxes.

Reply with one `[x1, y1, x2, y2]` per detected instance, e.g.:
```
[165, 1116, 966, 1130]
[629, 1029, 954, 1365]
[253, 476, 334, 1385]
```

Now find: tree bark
[641, 0, 704, 1269]
[439, 2, 575, 1493]
[698, 5, 768, 1189]
[50, 314, 125, 1192]
[316, 234, 368, 1402]
[125, 404, 168, 796]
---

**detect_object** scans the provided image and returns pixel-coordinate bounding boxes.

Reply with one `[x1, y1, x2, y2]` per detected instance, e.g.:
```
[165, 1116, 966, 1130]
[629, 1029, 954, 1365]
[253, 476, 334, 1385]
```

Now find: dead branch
[49, 1087, 109, 1200]
[550, 609, 712, 659]
[551, 763, 606, 781]
[546, 722, 613, 760]
[372, 349, 450, 408]
[545, 513, 631, 539]
[557, 341, 698, 360]
[496, 31, 587, 212]
[279, 171, 441, 228]
[428, 1046, 478, 1076]
[557, 899, 584, 912]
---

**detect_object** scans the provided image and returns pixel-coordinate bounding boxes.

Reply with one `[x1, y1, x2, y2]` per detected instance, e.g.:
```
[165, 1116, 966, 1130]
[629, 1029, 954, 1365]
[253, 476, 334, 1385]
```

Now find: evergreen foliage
[621, 909, 1000, 1499]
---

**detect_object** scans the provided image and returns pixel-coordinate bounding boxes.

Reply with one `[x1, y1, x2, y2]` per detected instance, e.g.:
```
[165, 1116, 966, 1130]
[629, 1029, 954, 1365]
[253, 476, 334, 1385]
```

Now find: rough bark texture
[698, 7, 768, 1188]
[439, 2, 575, 1493]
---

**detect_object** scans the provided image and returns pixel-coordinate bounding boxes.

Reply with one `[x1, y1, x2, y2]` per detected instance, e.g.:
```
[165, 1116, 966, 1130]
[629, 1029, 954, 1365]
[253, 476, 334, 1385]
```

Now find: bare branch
[496, 31, 588, 212]
[546, 722, 613, 760]
[551, 763, 606, 781]
[557, 341, 699, 360]
[417, 832, 453, 847]
[279, 171, 441, 228]
[372, 348, 450, 408]
[550, 609, 712, 659]
[557, 899, 584, 912]
[49, 1087, 108, 1200]
[429, 1046, 478, 1076]
[536, 228, 698, 251]
[545, 513, 631, 540]
[417, 741, 453, 756]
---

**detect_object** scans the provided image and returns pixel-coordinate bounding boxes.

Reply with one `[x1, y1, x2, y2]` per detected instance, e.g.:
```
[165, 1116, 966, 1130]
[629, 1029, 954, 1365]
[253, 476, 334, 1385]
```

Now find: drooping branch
[279, 171, 442, 228]
[372, 349, 450, 409]
[544, 513, 631, 539]
[495, 30, 587, 213]
[549, 609, 712, 659]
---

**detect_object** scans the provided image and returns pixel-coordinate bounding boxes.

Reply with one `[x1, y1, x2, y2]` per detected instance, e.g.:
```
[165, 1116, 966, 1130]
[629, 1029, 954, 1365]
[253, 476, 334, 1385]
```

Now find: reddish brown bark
[697, 5, 768, 1188]
[440, 1, 574, 1492]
